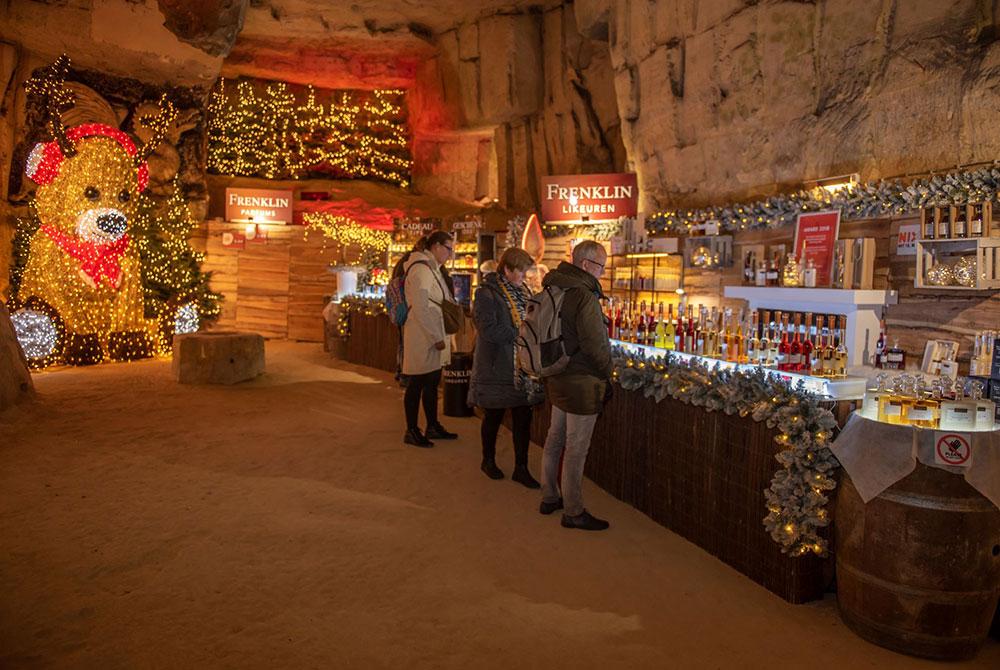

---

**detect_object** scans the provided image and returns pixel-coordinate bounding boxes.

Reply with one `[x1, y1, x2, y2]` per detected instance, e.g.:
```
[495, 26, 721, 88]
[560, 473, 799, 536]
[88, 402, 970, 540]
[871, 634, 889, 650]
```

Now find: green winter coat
[541, 261, 612, 415]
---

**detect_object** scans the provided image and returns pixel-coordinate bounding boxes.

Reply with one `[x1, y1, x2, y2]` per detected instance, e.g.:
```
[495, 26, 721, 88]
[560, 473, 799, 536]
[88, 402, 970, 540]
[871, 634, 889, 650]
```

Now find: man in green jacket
[539, 240, 613, 531]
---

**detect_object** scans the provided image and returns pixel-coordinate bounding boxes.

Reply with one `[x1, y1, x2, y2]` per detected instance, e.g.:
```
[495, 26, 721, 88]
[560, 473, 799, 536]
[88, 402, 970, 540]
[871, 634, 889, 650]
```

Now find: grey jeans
[541, 406, 599, 517]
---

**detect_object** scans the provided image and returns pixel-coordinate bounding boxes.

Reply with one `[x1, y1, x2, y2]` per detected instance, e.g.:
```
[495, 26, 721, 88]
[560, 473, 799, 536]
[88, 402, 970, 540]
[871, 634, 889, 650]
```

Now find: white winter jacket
[402, 250, 452, 375]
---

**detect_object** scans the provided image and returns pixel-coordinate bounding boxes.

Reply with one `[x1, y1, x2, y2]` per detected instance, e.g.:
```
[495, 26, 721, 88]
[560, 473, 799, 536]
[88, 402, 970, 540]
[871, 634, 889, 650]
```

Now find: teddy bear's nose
[96, 212, 127, 237]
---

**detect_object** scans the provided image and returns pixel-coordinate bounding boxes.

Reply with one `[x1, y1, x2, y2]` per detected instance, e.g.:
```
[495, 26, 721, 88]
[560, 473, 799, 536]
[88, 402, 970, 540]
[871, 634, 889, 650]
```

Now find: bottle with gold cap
[903, 377, 940, 429]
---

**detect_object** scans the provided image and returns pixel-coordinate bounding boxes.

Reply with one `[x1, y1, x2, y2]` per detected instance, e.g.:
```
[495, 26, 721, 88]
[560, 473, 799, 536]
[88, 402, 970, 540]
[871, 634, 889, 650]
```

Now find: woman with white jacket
[401, 231, 459, 447]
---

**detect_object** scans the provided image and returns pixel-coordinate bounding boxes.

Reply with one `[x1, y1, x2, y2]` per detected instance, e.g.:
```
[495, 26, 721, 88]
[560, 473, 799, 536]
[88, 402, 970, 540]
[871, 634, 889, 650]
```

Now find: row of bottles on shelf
[604, 299, 851, 377]
[922, 203, 991, 240]
[862, 374, 995, 430]
[742, 247, 818, 287]
[969, 330, 997, 377]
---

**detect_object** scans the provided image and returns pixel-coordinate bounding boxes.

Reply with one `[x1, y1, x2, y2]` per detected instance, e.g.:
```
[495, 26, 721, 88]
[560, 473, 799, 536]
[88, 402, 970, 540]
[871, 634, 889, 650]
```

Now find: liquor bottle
[759, 311, 771, 366]
[745, 311, 759, 365]
[789, 313, 803, 371]
[884, 339, 905, 371]
[614, 300, 624, 340]
[810, 315, 824, 375]
[970, 204, 984, 237]
[695, 309, 706, 356]
[874, 319, 887, 368]
[777, 313, 791, 371]
[923, 208, 936, 239]
[938, 206, 952, 239]
[653, 303, 665, 348]
[800, 313, 814, 374]
[954, 205, 968, 238]
[822, 318, 837, 376]
[834, 316, 849, 377]
[607, 298, 616, 338]
[803, 257, 817, 288]
[733, 309, 745, 363]
[768, 311, 781, 368]
[665, 304, 676, 351]
[703, 308, 717, 357]
[636, 300, 648, 346]
[685, 306, 696, 353]
[744, 251, 755, 285]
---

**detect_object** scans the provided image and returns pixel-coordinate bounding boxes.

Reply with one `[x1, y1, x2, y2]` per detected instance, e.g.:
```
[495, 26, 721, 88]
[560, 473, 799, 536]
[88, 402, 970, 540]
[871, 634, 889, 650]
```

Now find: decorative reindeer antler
[135, 94, 178, 163]
[23, 54, 78, 157]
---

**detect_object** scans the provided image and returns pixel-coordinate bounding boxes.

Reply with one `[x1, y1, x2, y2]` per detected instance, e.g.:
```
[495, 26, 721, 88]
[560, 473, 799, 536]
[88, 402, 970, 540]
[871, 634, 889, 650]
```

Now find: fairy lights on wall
[206, 78, 412, 188]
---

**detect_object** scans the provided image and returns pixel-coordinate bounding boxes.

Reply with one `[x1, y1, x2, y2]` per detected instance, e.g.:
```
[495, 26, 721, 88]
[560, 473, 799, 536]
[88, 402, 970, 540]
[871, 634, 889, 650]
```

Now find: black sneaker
[539, 498, 563, 515]
[561, 510, 610, 531]
[481, 460, 504, 480]
[404, 428, 434, 448]
[511, 466, 541, 489]
[425, 423, 457, 440]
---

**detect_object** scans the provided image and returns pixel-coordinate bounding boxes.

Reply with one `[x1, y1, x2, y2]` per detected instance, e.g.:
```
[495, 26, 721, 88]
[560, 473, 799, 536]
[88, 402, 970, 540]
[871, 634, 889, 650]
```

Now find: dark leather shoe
[425, 423, 457, 440]
[561, 510, 609, 531]
[481, 460, 504, 480]
[539, 498, 563, 515]
[511, 466, 540, 489]
[404, 428, 434, 448]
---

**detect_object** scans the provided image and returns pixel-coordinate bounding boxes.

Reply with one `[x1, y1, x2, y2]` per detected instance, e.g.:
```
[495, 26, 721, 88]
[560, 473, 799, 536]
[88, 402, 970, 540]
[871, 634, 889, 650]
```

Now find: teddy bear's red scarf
[40, 224, 130, 288]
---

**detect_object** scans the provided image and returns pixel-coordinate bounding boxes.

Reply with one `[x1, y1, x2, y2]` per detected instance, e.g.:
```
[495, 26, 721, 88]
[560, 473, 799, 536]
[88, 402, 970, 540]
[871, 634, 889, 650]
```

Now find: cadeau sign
[540, 173, 638, 223]
[225, 188, 294, 224]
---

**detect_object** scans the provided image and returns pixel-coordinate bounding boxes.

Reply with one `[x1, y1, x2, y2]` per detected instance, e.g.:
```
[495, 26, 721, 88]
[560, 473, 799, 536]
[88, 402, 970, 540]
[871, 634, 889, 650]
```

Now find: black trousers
[481, 405, 533, 467]
[404, 369, 441, 430]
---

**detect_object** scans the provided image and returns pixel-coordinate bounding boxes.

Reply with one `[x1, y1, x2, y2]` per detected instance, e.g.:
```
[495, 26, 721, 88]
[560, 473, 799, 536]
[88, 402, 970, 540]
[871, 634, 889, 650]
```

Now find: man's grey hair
[572, 240, 607, 266]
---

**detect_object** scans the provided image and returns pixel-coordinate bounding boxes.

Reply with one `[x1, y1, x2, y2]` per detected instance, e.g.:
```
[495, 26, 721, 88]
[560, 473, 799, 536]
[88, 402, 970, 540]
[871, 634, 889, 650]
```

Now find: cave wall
[590, 0, 1000, 212]
[414, 1, 626, 210]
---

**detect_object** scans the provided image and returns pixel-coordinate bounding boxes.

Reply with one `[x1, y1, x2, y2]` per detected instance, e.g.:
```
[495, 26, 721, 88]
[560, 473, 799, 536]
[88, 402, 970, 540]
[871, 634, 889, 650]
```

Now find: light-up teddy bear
[10, 56, 175, 366]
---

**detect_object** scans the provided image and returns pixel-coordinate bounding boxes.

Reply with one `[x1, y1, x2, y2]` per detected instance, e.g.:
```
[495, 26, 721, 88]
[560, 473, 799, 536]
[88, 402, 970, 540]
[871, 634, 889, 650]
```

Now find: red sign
[934, 433, 971, 467]
[221, 231, 245, 249]
[540, 173, 638, 223]
[794, 210, 841, 286]
[225, 188, 294, 224]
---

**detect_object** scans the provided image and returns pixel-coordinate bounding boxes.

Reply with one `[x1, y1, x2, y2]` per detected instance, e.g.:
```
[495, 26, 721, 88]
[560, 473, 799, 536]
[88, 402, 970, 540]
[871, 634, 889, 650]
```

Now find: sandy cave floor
[1, 341, 997, 669]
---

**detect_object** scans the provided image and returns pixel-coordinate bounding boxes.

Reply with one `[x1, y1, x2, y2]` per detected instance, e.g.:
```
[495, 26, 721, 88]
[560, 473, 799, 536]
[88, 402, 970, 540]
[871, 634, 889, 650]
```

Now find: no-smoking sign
[934, 433, 972, 467]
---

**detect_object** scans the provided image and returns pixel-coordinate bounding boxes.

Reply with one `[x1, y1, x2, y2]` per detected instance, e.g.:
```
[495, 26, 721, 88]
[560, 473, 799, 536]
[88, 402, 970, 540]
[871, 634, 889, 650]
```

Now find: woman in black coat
[468, 247, 543, 487]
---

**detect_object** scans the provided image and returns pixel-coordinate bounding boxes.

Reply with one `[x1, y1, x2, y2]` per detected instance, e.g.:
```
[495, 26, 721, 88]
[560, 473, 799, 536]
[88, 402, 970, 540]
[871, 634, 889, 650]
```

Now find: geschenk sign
[225, 188, 294, 224]
[540, 173, 638, 223]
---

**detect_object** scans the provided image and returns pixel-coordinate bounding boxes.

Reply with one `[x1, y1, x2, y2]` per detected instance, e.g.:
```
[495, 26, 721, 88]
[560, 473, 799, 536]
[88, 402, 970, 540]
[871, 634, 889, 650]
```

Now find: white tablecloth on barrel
[830, 413, 1000, 509]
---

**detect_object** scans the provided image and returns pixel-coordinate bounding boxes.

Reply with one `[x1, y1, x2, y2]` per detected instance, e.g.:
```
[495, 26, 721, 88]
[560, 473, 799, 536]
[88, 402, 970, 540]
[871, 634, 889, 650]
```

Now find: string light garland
[612, 346, 839, 557]
[207, 77, 411, 187]
[646, 165, 1000, 234]
[302, 213, 392, 256]
[335, 296, 387, 339]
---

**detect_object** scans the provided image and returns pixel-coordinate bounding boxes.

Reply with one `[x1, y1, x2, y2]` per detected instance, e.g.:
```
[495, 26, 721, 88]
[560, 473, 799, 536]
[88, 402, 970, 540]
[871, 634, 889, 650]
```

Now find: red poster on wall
[794, 210, 841, 286]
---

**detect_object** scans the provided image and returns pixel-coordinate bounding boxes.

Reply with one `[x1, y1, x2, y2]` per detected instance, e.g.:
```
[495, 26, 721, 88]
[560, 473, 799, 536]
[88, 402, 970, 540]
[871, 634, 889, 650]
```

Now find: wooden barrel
[836, 463, 1000, 660]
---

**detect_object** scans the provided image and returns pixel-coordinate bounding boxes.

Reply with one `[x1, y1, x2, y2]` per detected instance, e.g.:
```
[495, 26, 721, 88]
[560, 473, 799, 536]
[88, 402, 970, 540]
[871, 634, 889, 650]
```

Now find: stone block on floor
[172, 332, 265, 385]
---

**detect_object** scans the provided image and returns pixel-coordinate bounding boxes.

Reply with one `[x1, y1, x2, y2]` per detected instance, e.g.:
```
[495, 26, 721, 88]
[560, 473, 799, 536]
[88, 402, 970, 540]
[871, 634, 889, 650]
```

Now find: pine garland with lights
[207, 77, 411, 187]
[335, 296, 388, 340]
[612, 346, 840, 557]
[646, 165, 1000, 234]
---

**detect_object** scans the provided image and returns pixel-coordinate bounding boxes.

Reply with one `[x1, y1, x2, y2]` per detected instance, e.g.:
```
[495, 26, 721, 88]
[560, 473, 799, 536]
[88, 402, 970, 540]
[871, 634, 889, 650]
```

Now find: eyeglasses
[583, 257, 605, 272]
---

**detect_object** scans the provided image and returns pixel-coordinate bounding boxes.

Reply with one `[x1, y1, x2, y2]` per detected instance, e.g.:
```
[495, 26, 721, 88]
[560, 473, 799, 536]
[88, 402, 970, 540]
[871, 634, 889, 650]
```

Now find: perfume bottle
[883, 339, 905, 371]
[878, 375, 909, 425]
[969, 380, 997, 430]
[903, 377, 939, 429]
[939, 379, 977, 431]
[862, 373, 890, 420]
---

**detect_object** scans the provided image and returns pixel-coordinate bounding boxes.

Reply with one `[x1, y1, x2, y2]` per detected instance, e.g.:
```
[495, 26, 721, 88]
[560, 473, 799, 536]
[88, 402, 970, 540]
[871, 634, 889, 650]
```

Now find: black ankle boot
[511, 466, 540, 489]
[426, 423, 457, 439]
[481, 460, 504, 480]
[404, 428, 434, 448]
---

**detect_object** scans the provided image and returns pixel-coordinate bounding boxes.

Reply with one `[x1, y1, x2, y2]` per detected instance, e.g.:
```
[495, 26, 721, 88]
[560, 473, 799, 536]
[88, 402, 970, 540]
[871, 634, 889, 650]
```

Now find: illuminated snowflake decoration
[174, 302, 199, 334]
[11, 308, 59, 359]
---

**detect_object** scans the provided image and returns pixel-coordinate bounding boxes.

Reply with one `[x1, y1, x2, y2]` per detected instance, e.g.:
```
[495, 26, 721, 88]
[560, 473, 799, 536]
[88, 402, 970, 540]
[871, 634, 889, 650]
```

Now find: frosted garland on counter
[647, 165, 1000, 234]
[611, 346, 840, 557]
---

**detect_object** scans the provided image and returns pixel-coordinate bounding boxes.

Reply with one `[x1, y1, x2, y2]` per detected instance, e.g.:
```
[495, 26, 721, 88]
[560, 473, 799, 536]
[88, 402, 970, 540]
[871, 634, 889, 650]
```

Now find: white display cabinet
[723, 287, 897, 368]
